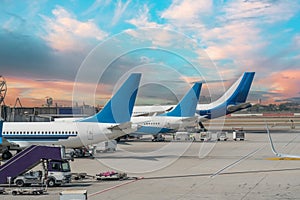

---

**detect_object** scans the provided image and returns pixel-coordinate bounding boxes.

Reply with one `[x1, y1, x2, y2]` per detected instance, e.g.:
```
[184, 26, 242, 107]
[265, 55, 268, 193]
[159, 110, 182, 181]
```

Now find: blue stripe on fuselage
[136, 126, 175, 135]
[4, 134, 76, 142]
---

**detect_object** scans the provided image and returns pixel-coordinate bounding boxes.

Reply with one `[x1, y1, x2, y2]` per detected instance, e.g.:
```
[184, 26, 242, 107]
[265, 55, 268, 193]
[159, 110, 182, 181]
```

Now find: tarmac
[1, 127, 300, 200]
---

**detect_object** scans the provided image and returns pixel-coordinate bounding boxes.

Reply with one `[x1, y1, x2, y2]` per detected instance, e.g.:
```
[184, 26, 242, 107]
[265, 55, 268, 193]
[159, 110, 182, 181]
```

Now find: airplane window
[41, 131, 44, 134]
[34, 131, 36, 134]
[55, 131, 57, 134]
[16, 131, 19, 134]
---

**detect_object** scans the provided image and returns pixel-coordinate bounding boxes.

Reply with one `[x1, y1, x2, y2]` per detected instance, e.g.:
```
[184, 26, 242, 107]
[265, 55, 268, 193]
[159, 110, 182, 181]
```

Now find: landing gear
[198, 122, 207, 132]
[152, 134, 165, 142]
[2, 150, 12, 160]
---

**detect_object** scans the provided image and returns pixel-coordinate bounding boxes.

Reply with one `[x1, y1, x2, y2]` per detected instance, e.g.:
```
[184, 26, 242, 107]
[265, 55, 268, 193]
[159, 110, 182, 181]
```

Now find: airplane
[53, 72, 254, 137]
[267, 124, 300, 159]
[131, 82, 202, 140]
[132, 72, 255, 126]
[0, 73, 141, 160]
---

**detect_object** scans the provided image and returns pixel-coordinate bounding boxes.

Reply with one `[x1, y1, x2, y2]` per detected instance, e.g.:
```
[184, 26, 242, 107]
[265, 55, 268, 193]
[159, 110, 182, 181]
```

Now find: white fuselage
[131, 116, 197, 131]
[2, 122, 131, 148]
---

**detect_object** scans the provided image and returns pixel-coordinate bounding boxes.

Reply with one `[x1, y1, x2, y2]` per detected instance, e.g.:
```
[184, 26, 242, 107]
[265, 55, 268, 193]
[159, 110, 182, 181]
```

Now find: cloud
[221, 1, 300, 24]
[112, 0, 131, 25]
[257, 69, 300, 103]
[83, 0, 112, 15]
[126, 4, 162, 28]
[41, 6, 108, 52]
[4, 76, 114, 107]
[161, 0, 212, 23]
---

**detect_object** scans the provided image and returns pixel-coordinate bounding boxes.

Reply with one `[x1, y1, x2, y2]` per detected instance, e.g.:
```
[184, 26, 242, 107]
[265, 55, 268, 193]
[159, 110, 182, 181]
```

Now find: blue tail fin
[227, 72, 255, 104]
[160, 82, 202, 117]
[79, 73, 141, 123]
[0, 120, 3, 144]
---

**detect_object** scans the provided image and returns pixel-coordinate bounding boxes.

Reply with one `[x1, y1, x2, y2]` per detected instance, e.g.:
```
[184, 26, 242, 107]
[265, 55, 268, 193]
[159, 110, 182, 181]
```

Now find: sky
[0, 0, 299, 107]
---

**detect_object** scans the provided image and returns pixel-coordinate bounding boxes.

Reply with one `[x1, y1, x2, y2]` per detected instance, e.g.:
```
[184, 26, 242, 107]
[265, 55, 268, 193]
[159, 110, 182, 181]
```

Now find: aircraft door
[87, 130, 93, 140]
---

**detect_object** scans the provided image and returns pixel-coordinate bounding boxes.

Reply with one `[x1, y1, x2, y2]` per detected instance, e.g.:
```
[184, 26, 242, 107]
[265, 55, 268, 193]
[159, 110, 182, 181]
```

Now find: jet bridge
[0, 145, 65, 184]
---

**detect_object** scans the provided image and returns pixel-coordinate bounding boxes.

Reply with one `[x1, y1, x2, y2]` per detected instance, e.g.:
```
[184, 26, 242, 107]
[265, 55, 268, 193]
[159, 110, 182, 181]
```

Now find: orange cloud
[3, 76, 112, 107]
[257, 69, 300, 103]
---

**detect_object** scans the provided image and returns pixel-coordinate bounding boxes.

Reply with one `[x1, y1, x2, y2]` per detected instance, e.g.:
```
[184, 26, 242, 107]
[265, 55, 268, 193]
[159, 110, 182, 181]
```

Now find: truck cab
[47, 160, 72, 187]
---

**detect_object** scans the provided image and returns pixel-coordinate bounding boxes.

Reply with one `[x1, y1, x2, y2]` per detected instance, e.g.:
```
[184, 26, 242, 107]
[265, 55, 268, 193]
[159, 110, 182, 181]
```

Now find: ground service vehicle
[13, 160, 71, 187]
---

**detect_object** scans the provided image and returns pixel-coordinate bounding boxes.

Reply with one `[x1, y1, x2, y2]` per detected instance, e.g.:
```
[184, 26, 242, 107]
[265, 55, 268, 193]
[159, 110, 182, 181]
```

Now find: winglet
[161, 82, 202, 117]
[79, 73, 141, 123]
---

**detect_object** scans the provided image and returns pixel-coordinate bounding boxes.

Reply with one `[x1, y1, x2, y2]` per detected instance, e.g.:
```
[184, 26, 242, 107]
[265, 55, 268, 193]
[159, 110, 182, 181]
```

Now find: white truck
[14, 160, 72, 187]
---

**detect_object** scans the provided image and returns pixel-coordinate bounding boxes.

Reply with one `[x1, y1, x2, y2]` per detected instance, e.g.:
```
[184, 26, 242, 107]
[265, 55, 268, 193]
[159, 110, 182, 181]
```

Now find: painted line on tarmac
[88, 177, 144, 198]
[266, 157, 300, 160]
[210, 147, 263, 178]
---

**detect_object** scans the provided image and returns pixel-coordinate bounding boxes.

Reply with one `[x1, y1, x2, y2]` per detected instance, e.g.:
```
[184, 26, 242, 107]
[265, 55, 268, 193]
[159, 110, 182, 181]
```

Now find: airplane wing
[133, 107, 174, 117]
[227, 102, 252, 112]
[108, 122, 133, 131]
[181, 116, 198, 123]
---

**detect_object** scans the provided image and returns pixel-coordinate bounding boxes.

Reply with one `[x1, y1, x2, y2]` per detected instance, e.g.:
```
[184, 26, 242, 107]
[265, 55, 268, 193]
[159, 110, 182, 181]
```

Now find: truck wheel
[12, 191, 17, 196]
[47, 179, 56, 187]
[32, 191, 37, 195]
[15, 179, 24, 187]
[2, 151, 12, 160]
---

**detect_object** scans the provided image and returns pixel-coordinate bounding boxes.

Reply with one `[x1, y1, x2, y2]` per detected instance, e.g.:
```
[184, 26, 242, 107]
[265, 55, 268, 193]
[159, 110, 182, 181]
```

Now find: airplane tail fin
[79, 73, 141, 123]
[224, 72, 255, 104]
[161, 82, 202, 117]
